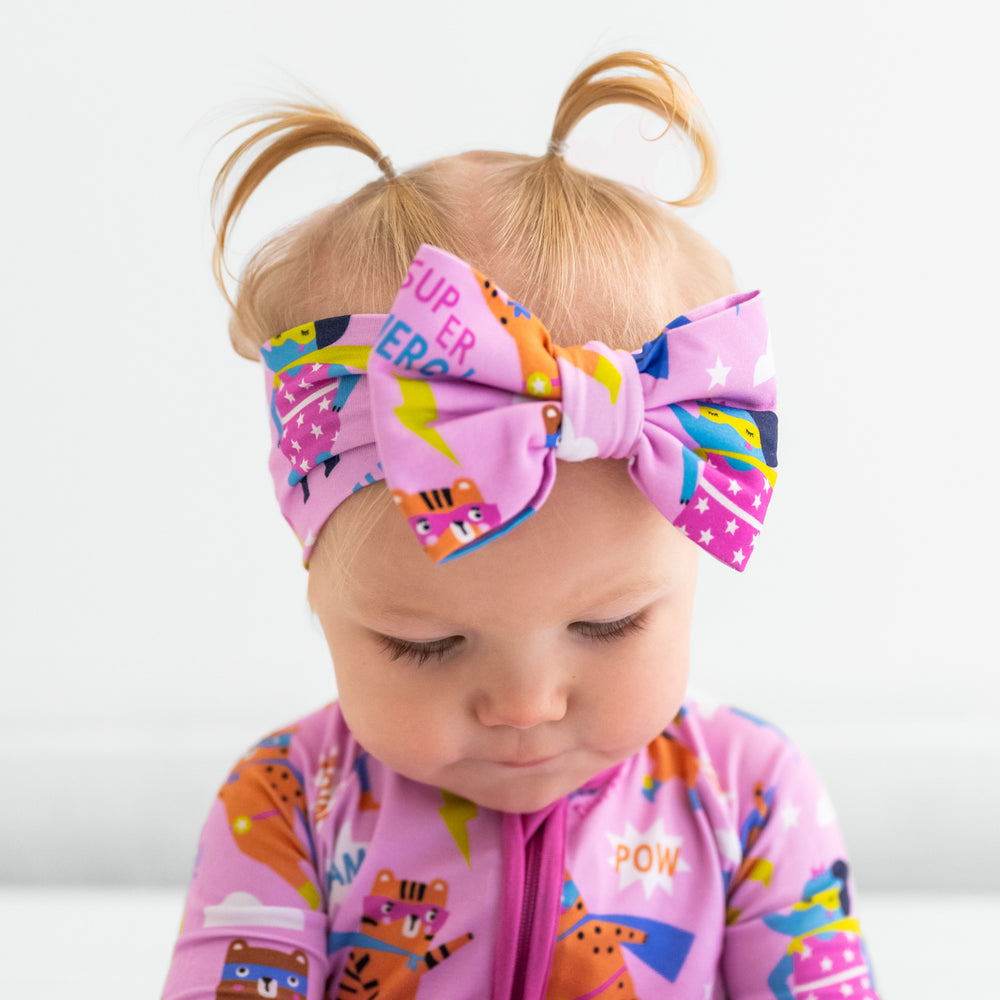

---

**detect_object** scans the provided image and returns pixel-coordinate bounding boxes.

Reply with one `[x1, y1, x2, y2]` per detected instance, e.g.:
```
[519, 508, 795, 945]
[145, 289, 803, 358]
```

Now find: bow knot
[551, 348, 645, 463]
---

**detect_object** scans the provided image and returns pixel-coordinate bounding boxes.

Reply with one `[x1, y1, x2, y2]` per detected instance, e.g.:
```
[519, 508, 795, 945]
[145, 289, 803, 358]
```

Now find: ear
[375, 868, 395, 886]
[291, 950, 308, 968]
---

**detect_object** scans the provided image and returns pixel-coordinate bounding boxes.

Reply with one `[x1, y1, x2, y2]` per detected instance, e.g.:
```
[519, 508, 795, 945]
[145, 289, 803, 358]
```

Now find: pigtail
[212, 103, 388, 305]
[488, 52, 724, 340]
[547, 51, 716, 206]
[211, 102, 454, 358]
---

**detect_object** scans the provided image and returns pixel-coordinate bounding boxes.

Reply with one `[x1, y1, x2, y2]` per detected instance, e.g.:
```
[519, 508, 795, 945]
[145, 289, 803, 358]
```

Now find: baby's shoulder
[663, 692, 815, 805]
[669, 692, 794, 760]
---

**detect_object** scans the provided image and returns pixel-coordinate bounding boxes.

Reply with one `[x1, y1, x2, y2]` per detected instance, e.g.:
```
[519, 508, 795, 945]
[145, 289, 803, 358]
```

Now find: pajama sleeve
[161, 716, 336, 1000]
[719, 721, 881, 1000]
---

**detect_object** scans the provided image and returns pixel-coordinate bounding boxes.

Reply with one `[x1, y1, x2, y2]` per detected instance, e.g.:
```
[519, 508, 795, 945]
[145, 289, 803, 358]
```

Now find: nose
[474, 660, 568, 730]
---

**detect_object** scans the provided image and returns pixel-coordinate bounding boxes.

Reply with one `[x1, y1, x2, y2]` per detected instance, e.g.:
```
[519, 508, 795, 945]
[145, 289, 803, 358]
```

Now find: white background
[2, 0, 996, 895]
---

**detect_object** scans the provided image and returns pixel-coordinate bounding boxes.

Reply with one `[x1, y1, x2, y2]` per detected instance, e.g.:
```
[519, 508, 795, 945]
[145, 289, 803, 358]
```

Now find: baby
[164, 52, 879, 1000]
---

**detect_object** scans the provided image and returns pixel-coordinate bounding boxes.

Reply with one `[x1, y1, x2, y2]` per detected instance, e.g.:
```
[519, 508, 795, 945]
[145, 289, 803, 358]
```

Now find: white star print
[821, 957, 834, 973]
[752, 494, 762, 509]
[311, 424, 322, 439]
[283, 390, 295, 404]
[731, 549, 745, 566]
[527, 375, 548, 396]
[707, 355, 732, 389]
[727, 478, 742, 495]
[695, 497, 710, 513]
[299, 458, 310, 472]
[291, 440, 301, 452]
[318, 397, 331, 411]
[725, 519, 739, 535]
[781, 804, 800, 827]
[311, 363, 322, 372]
[700, 528, 714, 545]
[296, 413, 305, 427]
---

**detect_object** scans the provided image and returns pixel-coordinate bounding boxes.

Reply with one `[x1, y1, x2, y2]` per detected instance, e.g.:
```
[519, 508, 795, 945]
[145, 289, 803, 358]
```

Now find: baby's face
[309, 460, 698, 814]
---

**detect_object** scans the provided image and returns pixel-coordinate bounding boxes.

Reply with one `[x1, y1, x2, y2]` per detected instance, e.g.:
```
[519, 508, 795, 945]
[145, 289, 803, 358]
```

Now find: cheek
[331, 650, 460, 762]
[596, 634, 690, 743]
[613, 661, 688, 732]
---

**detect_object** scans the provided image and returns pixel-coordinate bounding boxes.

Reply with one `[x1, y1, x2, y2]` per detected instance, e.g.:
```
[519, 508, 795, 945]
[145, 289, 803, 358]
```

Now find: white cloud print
[203, 892, 306, 930]
[554, 413, 599, 461]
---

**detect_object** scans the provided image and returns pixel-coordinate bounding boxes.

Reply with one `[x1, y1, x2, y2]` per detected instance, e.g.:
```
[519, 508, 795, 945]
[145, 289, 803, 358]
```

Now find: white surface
[0, 887, 989, 997]
[2, 1, 997, 889]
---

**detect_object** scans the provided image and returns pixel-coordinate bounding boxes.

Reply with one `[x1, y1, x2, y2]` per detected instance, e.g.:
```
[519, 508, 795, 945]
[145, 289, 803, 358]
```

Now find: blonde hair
[212, 51, 736, 361]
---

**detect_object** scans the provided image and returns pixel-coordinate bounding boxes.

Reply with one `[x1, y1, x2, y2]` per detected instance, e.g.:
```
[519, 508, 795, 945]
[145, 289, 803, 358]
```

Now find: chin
[471, 789, 565, 815]
[453, 773, 581, 815]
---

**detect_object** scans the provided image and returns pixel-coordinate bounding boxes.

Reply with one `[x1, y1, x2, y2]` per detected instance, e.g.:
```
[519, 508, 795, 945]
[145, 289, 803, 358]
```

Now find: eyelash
[572, 612, 648, 643]
[378, 635, 460, 666]
[379, 612, 647, 665]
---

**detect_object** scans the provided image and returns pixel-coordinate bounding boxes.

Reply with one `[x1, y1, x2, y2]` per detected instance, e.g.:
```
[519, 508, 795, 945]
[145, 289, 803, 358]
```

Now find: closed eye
[571, 611, 647, 643]
[378, 634, 463, 666]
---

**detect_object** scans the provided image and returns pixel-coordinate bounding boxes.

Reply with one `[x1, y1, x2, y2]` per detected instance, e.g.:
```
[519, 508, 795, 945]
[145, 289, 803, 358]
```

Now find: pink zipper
[510, 826, 543, 998]
[494, 802, 567, 1000]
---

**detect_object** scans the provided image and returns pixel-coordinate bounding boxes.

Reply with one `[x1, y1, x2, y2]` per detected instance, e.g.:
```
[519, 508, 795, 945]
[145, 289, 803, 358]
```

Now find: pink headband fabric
[261, 244, 777, 570]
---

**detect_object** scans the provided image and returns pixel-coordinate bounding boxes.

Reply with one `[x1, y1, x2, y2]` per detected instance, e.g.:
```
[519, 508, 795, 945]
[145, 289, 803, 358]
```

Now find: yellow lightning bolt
[744, 857, 774, 886]
[555, 346, 622, 404]
[438, 790, 478, 867]
[592, 354, 623, 404]
[394, 376, 460, 464]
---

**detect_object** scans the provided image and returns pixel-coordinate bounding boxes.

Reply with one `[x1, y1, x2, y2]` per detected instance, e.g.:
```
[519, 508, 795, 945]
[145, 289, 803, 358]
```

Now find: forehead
[302, 153, 735, 353]
[311, 460, 696, 625]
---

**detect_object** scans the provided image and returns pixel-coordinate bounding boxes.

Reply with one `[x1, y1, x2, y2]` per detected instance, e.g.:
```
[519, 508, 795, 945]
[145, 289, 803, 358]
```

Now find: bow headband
[261, 244, 777, 570]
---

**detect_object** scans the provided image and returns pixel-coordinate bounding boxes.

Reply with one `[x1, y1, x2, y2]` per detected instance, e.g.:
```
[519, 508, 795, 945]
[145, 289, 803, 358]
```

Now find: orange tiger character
[333, 868, 474, 999]
[218, 728, 321, 910]
[477, 272, 622, 403]
[545, 873, 646, 1000]
[392, 478, 501, 561]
